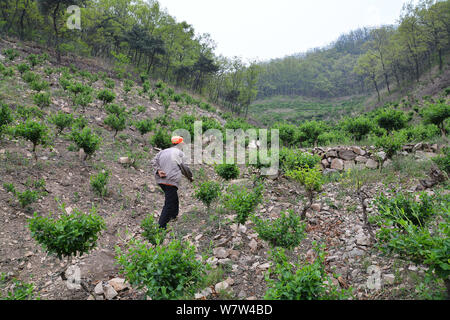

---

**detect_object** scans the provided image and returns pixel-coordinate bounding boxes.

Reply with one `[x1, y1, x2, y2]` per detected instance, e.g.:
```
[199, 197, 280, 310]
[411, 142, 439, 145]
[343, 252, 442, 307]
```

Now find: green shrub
[104, 113, 127, 138]
[295, 121, 326, 147]
[0, 103, 13, 139]
[29, 79, 49, 92]
[172, 93, 182, 103]
[400, 124, 440, 142]
[286, 166, 323, 219]
[376, 108, 408, 131]
[59, 76, 72, 91]
[70, 127, 101, 160]
[16, 63, 31, 74]
[13, 120, 49, 159]
[27, 53, 47, 67]
[97, 89, 116, 105]
[264, 244, 353, 300]
[3, 48, 19, 61]
[68, 81, 92, 96]
[342, 116, 373, 141]
[150, 127, 172, 149]
[115, 238, 207, 300]
[72, 116, 88, 130]
[194, 181, 222, 209]
[432, 147, 450, 174]
[279, 148, 321, 172]
[104, 78, 115, 89]
[105, 103, 126, 115]
[135, 119, 155, 137]
[215, 163, 240, 180]
[15, 105, 44, 120]
[154, 80, 166, 89]
[123, 79, 134, 95]
[1, 278, 38, 300]
[253, 210, 306, 249]
[22, 71, 40, 83]
[28, 206, 105, 260]
[222, 184, 263, 225]
[422, 103, 450, 135]
[273, 122, 297, 147]
[140, 215, 167, 245]
[90, 170, 109, 197]
[16, 189, 40, 208]
[373, 191, 436, 227]
[48, 112, 74, 135]
[33, 92, 51, 108]
[373, 131, 406, 159]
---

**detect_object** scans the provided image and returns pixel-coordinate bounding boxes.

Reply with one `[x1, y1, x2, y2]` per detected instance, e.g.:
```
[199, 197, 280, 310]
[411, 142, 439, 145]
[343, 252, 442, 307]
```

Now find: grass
[249, 95, 366, 126]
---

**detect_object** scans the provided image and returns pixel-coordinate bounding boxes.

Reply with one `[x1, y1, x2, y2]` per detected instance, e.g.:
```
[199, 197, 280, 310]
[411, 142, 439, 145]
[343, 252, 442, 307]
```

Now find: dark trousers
[158, 184, 179, 229]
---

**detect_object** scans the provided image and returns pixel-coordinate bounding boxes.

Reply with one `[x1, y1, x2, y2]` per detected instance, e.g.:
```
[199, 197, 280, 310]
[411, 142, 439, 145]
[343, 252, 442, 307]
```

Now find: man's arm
[151, 151, 165, 177]
[176, 150, 193, 182]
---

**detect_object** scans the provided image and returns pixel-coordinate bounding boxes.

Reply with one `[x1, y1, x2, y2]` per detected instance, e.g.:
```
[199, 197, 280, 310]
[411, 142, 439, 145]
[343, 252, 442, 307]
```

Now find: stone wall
[309, 142, 443, 174]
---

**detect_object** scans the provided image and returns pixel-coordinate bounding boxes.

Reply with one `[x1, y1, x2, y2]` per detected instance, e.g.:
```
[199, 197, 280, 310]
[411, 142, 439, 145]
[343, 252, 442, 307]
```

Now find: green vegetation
[253, 210, 306, 249]
[90, 170, 110, 197]
[222, 183, 263, 225]
[140, 215, 167, 245]
[28, 205, 105, 260]
[214, 163, 240, 181]
[264, 244, 353, 300]
[194, 181, 222, 210]
[116, 239, 208, 300]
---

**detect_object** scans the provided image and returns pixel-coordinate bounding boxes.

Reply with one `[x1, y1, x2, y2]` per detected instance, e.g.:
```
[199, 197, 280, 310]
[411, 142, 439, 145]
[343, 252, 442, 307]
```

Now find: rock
[355, 156, 368, 163]
[119, 157, 130, 164]
[383, 159, 392, 168]
[326, 150, 338, 158]
[311, 203, 321, 212]
[65, 206, 73, 215]
[215, 281, 229, 292]
[344, 160, 355, 170]
[330, 158, 344, 171]
[383, 274, 395, 285]
[94, 282, 104, 295]
[415, 151, 436, 161]
[103, 283, 118, 300]
[108, 278, 128, 292]
[339, 149, 357, 161]
[213, 247, 229, 259]
[258, 262, 271, 270]
[365, 159, 378, 169]
[0, 149, 5, 155]
[323, 168, 339, 175]
[351, 146, 366, 156]
[356, 234, 370, 246]
[375, 151, 387, 161]
[347, 248, 365, 258]
[248, 239, 258, 252]
[413, 142, 423, 152]
[78, 148, 86, 160]
[321, 159, 329, 168]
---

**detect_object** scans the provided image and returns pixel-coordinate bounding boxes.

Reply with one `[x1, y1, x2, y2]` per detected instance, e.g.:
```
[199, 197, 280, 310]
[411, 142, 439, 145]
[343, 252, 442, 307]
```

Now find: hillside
[0, 39, 449, 301]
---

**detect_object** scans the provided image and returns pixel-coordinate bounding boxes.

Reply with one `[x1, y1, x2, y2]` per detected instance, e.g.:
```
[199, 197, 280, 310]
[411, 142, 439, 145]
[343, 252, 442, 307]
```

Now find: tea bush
[115, 239, 207, 300]
[222, 183, 263, 225]
[150, 127, 172, 149]
[70, 127, 101, 160]
[432, 147, 450, 174]
[13, 119, 50, 159]
[33, 92, 51, 108]
[215, 163, 240, 180]
[253, 210, 306, 249]
[194, 181, 222, 210]
[90, 170, 110, 197]
[97, 89, 116, 106]
[279, 148, 321, 172]
[3, 48, 19, 61]
[16, 63, 31, 74]
[28, 205, 105, 260]
[264, 244, 353, 300]
[140, 215, 167, 245]
[373, 191, 436, 227]
[48, 112, 74, 135]
[0, 103, 13, 139]
[135, 118, 155, 137]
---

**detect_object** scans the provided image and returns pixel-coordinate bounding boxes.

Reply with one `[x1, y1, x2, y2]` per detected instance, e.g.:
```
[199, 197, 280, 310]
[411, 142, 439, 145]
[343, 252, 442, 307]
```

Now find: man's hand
[157, 170, 167, 178]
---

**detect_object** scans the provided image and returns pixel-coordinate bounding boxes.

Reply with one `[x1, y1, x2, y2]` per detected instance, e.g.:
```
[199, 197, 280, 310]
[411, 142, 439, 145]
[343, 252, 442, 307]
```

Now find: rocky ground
[0, 38, 448, 300]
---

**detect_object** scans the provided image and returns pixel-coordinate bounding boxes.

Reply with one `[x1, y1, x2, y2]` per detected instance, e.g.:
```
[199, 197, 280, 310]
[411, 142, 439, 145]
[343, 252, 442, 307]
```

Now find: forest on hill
[256, 0, 450, 101]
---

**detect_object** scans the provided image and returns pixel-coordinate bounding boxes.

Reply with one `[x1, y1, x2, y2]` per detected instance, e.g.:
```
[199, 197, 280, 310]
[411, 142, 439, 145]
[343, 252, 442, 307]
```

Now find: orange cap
[171, 136, 184, 144]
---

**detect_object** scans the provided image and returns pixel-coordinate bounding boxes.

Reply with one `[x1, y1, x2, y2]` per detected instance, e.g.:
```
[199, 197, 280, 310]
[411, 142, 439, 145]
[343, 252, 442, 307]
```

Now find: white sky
[158, 0, 415, 62]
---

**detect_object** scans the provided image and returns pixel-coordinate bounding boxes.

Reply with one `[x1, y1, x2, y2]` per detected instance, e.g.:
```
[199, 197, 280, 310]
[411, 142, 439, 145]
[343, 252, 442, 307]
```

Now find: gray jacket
[151, 146, 193, 188]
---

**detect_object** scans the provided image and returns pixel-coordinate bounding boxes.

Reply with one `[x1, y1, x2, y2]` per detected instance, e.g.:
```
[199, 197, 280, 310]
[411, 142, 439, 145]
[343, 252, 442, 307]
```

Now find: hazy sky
[158, 0, 415, 62]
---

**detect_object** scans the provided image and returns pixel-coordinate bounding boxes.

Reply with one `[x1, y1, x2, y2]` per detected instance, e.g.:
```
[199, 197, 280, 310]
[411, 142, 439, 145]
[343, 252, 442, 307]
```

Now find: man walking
[151, 136, 193, 229]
